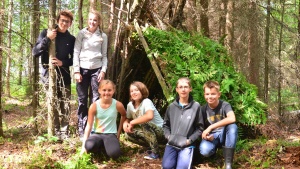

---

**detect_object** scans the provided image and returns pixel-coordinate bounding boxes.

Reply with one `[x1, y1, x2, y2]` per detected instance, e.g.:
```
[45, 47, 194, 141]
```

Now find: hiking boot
[144, 152, 159, 160]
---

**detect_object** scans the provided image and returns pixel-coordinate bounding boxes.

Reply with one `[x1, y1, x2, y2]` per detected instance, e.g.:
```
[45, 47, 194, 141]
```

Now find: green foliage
[143, 27, 267, 125]
[34, 134, 60, 144]
[64, 152, 97, 169]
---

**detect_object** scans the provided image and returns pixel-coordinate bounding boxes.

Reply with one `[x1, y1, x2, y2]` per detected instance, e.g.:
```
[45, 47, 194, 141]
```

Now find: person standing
[162, 77, 204, 169]
[81, 80, 126, 159]
[73, 10, 108, 139]
[199, 80, 238, 169]
[32, 10, 75, 140]
[123, 81, 165, 160]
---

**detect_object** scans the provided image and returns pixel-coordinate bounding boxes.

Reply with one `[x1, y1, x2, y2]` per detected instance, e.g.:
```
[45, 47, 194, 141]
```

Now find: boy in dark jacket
[162, 77, 204, 169]
[32, 10, 75, 140]
[199, 80, 238, 169]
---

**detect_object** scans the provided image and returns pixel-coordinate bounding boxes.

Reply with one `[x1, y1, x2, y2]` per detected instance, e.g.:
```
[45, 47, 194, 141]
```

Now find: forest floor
[1, 97, 300, 169]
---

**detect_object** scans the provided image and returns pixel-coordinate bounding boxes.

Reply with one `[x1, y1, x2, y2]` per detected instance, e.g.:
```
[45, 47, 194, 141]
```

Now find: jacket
[163, 95, 204, 149]
[32, 29, 75, 85]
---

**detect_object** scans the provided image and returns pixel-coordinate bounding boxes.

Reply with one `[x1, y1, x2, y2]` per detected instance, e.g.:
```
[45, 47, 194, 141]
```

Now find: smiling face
[98, 81, 115, 100]
[129, 85, 143, 102]
[57, 15, 72, 33]
[176, 79, 192, 99]
[88, 13, 100, 32]
[204, 87, 221, 108]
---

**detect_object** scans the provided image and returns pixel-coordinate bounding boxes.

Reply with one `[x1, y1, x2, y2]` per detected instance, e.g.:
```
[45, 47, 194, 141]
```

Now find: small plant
[34, 134, 60, 144]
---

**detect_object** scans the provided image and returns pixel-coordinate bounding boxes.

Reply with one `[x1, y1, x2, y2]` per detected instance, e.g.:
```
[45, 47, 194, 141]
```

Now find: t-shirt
[203, 100, 233, 132]
[93, 99, 118, 133]
[126, 98, 164, 127]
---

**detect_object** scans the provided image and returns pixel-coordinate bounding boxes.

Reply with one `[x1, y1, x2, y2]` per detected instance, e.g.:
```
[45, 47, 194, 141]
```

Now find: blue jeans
[199, 123, 238, 157]
[162, 145, 194, 169]
[76, 67, 101, 136]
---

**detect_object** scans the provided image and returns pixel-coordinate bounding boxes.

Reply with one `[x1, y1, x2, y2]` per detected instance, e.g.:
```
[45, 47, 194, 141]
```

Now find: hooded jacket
[163, 95, 204, 149]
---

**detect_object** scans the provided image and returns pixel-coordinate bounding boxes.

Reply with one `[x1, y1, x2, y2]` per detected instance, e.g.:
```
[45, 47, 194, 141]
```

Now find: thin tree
[31, 0, 40, 133]
[0, 0, 4, 137]
[278, 0, 285, 116]
[5, 0, 13, 97]
[200, 0, 209, 37]
[225, 0, 234, 52]
[264, 0, 271, 103]
[78, 0, 83, 29]
[47, 0, 57, 137]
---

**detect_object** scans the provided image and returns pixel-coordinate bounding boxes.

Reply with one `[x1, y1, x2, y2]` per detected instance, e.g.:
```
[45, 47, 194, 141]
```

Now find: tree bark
[278, 1, 285, 116]
[264, 0, 270, 103]
[200, 0, 209, 37]
[0, 0, 4, 137]
[5, 0, 13, 97]
[78, 0, 83, 29]
[225, 0, 234, 52]
[169, 0, 186, 29]
[47, 0, 57, 137]
[31, 0, 40, 133]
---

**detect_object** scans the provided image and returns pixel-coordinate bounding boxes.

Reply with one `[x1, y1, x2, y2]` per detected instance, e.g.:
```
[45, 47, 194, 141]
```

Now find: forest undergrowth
[0, 97, 300, 169]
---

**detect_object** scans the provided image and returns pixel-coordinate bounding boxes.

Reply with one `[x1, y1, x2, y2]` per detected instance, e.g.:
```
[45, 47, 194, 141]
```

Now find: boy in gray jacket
[162, 77, 204, 169]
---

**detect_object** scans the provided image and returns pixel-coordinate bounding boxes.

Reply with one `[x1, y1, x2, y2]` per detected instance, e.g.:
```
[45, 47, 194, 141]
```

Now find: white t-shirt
[126, 98, 164, 127]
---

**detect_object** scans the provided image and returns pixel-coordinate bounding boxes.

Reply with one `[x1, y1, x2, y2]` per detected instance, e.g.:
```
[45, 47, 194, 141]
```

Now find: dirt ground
[1, 98, 300, 169]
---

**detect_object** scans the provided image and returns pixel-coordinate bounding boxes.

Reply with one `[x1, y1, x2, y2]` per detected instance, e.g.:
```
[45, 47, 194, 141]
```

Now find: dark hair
[56, 10, 73, 22]
[129, 81, 149, 104]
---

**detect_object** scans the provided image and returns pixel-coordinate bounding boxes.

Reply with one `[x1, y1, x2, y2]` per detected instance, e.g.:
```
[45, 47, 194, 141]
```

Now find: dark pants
[54, 84, 71, 135]
[85, 133, 121, 159]
[76, 67, 101, 137]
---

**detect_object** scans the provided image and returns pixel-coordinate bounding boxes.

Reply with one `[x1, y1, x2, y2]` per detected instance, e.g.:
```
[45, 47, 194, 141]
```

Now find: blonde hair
[98, 80, 116, 91]
[203, 80, 220, 92]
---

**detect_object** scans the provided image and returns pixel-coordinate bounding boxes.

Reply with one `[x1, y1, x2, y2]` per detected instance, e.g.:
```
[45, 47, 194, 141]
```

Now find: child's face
[130, 85, 143, 101]
[204, 87, 221, 106]
[176, 80, 192, 99]
[88, 13, 100, 30]
[98, 83, 115, 100]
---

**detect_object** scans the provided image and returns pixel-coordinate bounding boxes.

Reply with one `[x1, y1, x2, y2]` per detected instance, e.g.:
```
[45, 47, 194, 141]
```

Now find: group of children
[81, 78, 238, 169]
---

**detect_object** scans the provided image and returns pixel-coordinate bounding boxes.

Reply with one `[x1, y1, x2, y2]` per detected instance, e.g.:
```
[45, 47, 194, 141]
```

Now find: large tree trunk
[31, 0, 40, 133]
[200, 0, 209, 37]
[248, 1, 260, 90]
[47, 0, 57, 137]
[5, 0, 13, 97]
[169, 0, 186, 29]
[264, 0, 271, 103]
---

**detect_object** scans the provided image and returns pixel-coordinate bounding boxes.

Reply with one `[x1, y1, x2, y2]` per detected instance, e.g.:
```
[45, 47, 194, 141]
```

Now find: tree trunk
[169, 0, 186, 29]
[200, 0, 209, 37]
[248, 1, 260, 90]
[107, 0, 116, 80]
[219, 0, 226, 43]
[78, 0, 83, 29]
[0, 0, 4, 137]
[264, 0, 270, 103]
[5, 0, 13, 97]
[47, 0, 57, 137]
[296, 0, 300, 101]
[278, 1, 285, 116]
[31, 0, 40, 133]
[225, 0, 234, 52]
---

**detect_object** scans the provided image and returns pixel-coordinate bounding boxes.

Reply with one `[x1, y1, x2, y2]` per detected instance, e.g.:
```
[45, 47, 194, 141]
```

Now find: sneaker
[144, 152, 159, 160]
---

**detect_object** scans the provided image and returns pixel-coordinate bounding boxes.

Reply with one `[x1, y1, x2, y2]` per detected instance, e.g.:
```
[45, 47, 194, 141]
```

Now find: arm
[32, 29, 50, 57]
[98, 33, 108, 82]
[202, 107, 236, 140]
[80, 102, 97, 155]
[73, 31, 83, 82]
[116, 101, 127, 139]
[163, 106, 171, 140]
[187, 105, 204, 144]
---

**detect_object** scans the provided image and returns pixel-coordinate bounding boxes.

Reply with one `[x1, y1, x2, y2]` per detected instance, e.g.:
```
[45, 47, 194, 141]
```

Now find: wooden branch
[133, 19, 172, 101]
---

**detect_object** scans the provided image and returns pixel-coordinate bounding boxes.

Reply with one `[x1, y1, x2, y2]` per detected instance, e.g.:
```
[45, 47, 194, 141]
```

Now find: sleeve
[32, 29, 50, 57]
[73, 30, 83, 73]
[224, 102, 233, 116]
[143, 99, 156, 112]
[126, 103, 133, 119]
[100, 33, 108, 73]
[188, 103, 204, 143]
[163, 106, 171, 140]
